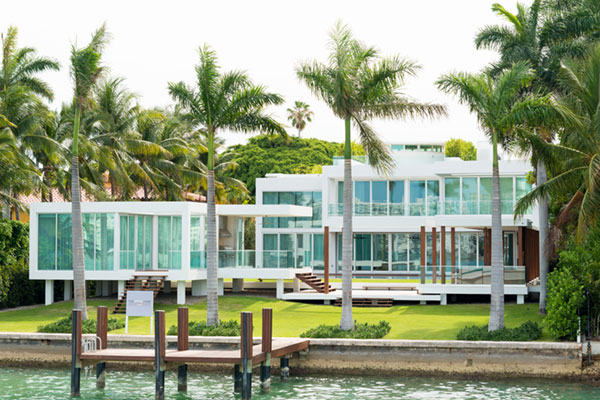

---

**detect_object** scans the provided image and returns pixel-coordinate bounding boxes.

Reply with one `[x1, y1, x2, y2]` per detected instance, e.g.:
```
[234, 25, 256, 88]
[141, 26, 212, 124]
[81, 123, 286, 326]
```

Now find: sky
[2, 0, 531, 146]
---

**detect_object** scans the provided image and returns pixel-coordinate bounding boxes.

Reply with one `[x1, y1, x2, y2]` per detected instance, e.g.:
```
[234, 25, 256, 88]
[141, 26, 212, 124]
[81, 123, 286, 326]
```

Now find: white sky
[2, 0, 531, 147]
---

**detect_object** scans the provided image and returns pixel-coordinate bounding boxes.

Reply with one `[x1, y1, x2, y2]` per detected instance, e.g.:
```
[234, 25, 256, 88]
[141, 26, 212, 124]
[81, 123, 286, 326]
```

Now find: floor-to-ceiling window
[409, 180, 426, 216]
[444, 178, 460, 215]
[354, 181, 371, 216]
[190, 216, 205, 268]
[120, 215, 153, 270]
[371, 181, 388, 216]
[262, 191, 323, 228]
[389, 180, 405, 216]
[158, 216, 181, 270]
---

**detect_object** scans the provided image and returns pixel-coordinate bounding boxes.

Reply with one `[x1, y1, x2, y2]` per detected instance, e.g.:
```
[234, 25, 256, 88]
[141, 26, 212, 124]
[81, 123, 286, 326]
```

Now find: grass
[0, 296, 551, 340]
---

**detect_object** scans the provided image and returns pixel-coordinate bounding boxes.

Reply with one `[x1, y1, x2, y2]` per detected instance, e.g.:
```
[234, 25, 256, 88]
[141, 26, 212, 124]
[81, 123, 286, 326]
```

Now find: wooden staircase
[112, 273, 167, 314]
[295, 272, 335, 293]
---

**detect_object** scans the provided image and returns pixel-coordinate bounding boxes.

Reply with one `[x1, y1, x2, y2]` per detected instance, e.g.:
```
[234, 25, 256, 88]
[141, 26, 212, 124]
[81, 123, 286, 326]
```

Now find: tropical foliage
[444, 138, 477, 161]
[287, 101, 313, 137]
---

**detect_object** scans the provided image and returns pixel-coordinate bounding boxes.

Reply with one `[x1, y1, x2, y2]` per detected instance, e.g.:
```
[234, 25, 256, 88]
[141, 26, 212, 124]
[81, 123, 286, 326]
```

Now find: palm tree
[437, 61, 564, 330]
[169, 45, 285, 325]
[69, 24, 109, 320]
[287, 101, 313, 137]
[297, 22, 446, 330]
[475, 0, 595, 313]
[516, 45, 600, 243]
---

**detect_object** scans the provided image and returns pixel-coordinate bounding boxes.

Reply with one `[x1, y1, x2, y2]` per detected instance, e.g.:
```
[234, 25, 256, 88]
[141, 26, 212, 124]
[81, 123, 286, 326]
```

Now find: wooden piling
[280, 357, 290, 380]
[96, 306, 108, 389]
[241, 312, 253, 399]
[71, 309, 82, 397]
[177, 307, 189, 393]
[154, 310, 166, 400]
[260, 308, 273, 393]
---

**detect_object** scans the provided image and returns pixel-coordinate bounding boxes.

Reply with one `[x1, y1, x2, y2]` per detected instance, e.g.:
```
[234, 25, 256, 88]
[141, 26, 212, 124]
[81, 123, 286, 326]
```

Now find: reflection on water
[0, 367, 598, 400]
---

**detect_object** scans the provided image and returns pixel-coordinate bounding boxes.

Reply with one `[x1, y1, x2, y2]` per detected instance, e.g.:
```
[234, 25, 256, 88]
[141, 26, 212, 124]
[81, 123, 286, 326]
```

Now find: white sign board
[125, 291, 154, 334]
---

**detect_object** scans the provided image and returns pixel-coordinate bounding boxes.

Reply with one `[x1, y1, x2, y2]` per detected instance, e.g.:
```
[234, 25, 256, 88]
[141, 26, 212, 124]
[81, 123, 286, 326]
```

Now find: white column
[232, 278, 244, 292]
[64, 280, 72, 301]
[163, 280, 171, 293]
[440, 293, 447, 306]
[118, 280, 125, 298]
[218, 278, 224, 296]
[102, 280, 110, 297]
[517, 294, 525, 305]
[114, 212, 120, 270]
[192, 280, 207, 296]
[177, 280, 186, 305]
[45, 280, 54, 305]
[181, 207, 191, 272]
[276, 279, 284, 299]
[292, 278, 300, 292]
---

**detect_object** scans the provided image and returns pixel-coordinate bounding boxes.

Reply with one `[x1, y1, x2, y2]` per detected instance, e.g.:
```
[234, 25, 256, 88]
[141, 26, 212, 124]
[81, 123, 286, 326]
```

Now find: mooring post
[240, 311, 253, 399]
[280, 357, 289, 380]
[71, 309, 82, 397]
[96, 306, 108, 389]
[260, 308, 273, 393]
[177, 307, 189, 392]
[154, 310, 166, 400]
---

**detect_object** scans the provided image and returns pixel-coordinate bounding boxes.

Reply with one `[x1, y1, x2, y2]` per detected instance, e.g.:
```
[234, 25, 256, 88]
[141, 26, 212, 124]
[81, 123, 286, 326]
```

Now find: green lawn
[0, 296, 550, 340]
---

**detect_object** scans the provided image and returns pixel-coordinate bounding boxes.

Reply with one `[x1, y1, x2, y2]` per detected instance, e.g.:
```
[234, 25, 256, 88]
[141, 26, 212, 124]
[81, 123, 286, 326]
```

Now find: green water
[0, 367, 598, 399]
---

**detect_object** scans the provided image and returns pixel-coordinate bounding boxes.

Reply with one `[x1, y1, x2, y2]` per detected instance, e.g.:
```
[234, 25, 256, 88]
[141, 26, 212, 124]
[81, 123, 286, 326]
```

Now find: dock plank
[80, 348, 167, 362]
[270, 338, 309, 357]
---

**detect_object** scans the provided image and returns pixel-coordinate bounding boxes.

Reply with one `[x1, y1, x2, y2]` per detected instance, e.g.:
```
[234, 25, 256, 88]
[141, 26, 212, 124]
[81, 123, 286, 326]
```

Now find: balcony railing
[328, 199, 530, 217]
[190, 250, 302, 269]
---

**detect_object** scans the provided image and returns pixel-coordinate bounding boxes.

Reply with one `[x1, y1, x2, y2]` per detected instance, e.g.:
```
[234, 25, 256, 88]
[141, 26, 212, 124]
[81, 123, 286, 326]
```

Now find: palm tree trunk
[340, 116, 354, 331]
[537, 161, 548, 314]
[72, 106, 88, 319]
[489, 132, 504, 331]
[206, 134, 219, 326]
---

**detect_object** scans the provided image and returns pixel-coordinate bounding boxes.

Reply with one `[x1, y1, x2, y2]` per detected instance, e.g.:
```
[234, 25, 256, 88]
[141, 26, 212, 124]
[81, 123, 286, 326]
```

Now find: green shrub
[167, 320, 241, 336]
[300, 321, 391, 339]
[456, 321, 542, 341]
[37, 314, 125, 334]
[545, 226, 600, 340]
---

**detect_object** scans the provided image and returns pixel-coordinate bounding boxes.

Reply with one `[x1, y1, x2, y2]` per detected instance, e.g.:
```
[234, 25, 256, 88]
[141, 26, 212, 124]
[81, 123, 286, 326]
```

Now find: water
[0, 367, 598, 399]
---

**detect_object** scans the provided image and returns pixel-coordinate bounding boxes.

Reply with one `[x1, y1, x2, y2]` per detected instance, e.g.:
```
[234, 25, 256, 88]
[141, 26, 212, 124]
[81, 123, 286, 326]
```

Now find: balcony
[190, 250, 304, 269]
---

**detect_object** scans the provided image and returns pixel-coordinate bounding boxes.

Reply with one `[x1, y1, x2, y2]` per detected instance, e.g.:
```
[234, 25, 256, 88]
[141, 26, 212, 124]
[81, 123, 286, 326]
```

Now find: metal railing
[190, 250, 302, 269]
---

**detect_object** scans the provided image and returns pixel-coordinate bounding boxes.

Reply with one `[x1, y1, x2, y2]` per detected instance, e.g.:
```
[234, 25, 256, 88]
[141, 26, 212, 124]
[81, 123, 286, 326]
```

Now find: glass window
[263, 234, 278, 269]
[295, 192, 312, 228]
[279, 234, 295, 268]
[158, 216, 181, 270]
[338, 181, 344, 205]
[408, 233, 421, 271]
[500, 177, 514, 214]
[354, 234, 371, 271]
[389, 180, 405, 216]
[190, 216, 203, 269]
[462, 178, 478, 214]
[373, 234, 388, 271]
[391, 144, 405, 151]
[57, 214, 72, 270]
[279, 192, 295, 228]
[295, 233, 312, 268]
[406, 145, 418, 151]
[480, 178, 492, 214]
[427, 180, 439, 216]
[82, 213, 95, 270]
[504, 232, 515, 266]
[263, 192, 278, 228]
[515, 177, 532, 214]
[410, 180, 426, 216]
[38, 214, 56, 270]
[391, 233, 408, 271]
[460, 233, 477, 267]
[444, 178, 460, 215]
[120, 215, 134, 270]
[312, 191, 322, 228]
[478, 234, 485, 266]
[354, 181, 370, 216]
[372, 181, 388, 215]
[313, 234, 324, 270]
[136, 216, 152, 270]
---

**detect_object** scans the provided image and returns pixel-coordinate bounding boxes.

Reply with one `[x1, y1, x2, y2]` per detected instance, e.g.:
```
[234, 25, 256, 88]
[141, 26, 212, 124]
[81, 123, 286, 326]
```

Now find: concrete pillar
[517, 294, 525, 305]
[45, 280, 54, 305]
[163, 280, 171, 293]
[419, 300, 426, 305]
[192, 280, 207, 296]
[218, 278, 224, 296]
[232, 278, 244, 293]
[177, 281, 186, 305]
[276, 279, 284, 299]
[292, 278, 300, 292]
[64, 280, 72, 301]
[118, 280, 125, 298]
[440, 293, 447, 306]
[102, 281, 110, 297]
[95, 281, 103, 297]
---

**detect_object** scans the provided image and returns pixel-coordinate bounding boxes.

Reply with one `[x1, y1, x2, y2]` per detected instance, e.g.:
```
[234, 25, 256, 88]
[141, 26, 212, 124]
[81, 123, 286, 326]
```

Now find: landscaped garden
[0, 296, 549, 340]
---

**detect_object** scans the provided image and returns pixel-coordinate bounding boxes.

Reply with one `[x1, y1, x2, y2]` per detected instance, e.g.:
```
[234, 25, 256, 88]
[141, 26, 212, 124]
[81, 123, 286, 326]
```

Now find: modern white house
[29, 140, 540, 306]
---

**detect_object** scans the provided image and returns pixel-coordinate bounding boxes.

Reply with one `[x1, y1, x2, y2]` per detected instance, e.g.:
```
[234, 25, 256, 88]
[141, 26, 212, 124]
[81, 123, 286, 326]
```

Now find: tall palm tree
[169, 45, 285, 325]
[516, 45, 600, 243]
[287, 101, 313, 137]
[475, 0, 595, 313]
[437, 61, 563, 330]
[297, 22, 446, 330]
[69, 24, 109, 320]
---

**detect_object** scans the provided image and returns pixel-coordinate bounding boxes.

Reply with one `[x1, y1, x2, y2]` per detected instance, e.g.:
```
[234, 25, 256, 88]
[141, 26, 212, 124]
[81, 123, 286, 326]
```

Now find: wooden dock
[71, 306, 309, 399]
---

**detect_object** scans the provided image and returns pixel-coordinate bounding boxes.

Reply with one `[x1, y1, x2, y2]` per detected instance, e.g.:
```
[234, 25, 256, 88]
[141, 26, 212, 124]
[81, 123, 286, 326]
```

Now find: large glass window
[295, 192, 313, 228]
[372, 234, 388, 271]
[263, 234, 278, 269]
[460, 233, 478, 267]
[279, 234, 295, 268]
[38, 214, 57, 270]
[504, 232, 515, 266]
[480, 178, 492, 214]
[312, 191, 322, 228]
[263, 192, 278, 228]
[391, 233, 409, 271]
[354, 234, 371, 271]
[354, 181, 370, 216]
[515, 177, 532, 214]
[56, 214, 72, 270]
[462, 178, 478, 214]
[408, 233, 421, 271]
[190, 216, 205, 268]
[444, 178, 460, 215]
[120, 215, 136, 269]
[500, 177, 514, 214]
[158, 216, 181, 270]
[296, 233, 312, 268]
[389, 181, 405, 216]
[82, 213, 114, 271]
[410, 180, 426, 216]
[313, 234, 324, 270]
[263, 191, 322, 227]
[371, 181, 388, 216]
[278, 192, 295, 228]
[427, 180, 439, 216]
